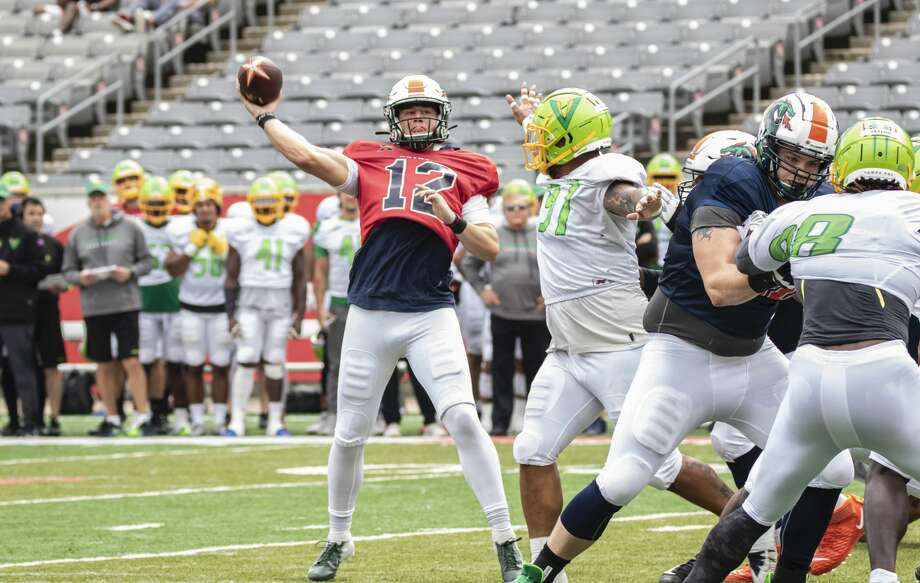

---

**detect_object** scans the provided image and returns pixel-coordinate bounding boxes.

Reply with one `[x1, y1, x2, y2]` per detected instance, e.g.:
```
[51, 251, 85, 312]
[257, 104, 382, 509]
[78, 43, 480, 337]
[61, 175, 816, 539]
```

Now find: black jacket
[36, 233, 64, 308]
[0, 217, 46, 324]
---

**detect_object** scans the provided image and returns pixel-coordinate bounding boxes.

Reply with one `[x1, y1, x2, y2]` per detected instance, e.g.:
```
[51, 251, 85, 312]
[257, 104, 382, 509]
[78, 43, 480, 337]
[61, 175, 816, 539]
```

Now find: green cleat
[513, 564, 544, 583]
[496, 539, 524, 582]
[307, 540, 354, 581]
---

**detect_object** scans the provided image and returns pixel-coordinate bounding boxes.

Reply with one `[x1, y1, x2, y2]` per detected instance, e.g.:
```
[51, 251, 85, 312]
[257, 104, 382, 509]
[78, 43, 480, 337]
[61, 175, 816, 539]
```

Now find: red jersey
[343, 141, 500, 255]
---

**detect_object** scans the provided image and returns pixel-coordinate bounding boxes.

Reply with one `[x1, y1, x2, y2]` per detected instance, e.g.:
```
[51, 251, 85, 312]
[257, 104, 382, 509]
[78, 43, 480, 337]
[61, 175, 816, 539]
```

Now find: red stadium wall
[56, 192, 335, 381]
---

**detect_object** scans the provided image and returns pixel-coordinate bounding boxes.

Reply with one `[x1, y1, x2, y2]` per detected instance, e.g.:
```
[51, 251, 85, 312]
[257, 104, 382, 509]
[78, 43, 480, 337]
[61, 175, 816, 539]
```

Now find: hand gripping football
[238, 55, 283, 106]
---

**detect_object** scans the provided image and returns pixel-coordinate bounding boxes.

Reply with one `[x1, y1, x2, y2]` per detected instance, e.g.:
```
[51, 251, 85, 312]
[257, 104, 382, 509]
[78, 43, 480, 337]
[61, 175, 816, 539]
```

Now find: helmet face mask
[247, 176, 284, 225]
[168, 170, 196, 214]
[112, 160, 145, 202]
[756, 93, 838, 201]
[522, 88, 612, 175]
[384, 75, 452, 151]
[138, 176, 173, 226]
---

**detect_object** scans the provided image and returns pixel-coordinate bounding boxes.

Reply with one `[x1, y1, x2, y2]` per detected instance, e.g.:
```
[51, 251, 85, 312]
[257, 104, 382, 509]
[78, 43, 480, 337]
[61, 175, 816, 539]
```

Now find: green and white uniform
[137, 217, 183, 364]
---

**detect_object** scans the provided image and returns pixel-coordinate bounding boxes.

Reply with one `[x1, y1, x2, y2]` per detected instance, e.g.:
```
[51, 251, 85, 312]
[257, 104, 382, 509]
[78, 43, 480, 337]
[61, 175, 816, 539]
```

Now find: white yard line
[0, 512, 717, 570]
[0, 445, 298, 466]
[104, 523, 163, 532]
[647, 524, 713, 533]
[0, 435, 711, 448]
[611, 511, 709, 523]
[0, 472, 465, 507]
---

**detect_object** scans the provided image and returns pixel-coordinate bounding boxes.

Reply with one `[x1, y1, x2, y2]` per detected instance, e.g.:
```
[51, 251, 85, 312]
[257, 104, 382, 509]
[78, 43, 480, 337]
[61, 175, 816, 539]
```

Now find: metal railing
[793, 0, 881, 87]
[35, 55, 125, 175]
[667, 37, 759, 153]
[612, 111, 635, 155]
[154, 8, 237, 104]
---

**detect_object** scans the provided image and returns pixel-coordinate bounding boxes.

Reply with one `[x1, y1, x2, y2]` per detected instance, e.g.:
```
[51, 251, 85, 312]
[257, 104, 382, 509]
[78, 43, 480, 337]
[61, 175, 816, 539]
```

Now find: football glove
[749, 263, 795, 301]
[207, 231, 229, 257]
[740, 210, 768, 240]
[185, 228, 209, 256]
[648, 182, 681, 224]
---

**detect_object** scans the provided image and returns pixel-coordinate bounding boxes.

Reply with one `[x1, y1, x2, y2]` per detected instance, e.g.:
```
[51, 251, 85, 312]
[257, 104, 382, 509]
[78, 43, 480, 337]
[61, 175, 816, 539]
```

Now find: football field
[1, 415, 917, 583]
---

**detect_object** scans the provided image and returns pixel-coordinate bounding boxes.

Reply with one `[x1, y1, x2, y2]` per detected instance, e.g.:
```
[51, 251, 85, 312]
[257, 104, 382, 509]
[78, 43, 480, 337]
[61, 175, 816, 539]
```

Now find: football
[238, 55, 283, 106]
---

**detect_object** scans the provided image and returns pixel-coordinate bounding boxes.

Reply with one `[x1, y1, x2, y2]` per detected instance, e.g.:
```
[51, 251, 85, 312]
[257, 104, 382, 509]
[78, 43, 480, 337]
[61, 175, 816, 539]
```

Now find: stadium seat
[824, 62, 880, 87]
[886, 84, 920, 111]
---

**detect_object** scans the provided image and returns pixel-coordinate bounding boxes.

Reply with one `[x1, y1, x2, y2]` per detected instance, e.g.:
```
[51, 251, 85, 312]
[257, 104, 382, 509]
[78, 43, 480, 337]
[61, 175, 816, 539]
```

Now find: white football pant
[139, 312, 184, 364]
[180, 310, 233, 367]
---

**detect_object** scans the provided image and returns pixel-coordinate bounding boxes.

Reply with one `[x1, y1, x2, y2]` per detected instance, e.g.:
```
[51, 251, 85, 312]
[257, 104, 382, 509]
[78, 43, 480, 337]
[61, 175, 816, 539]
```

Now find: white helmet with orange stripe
[679, 130, 757, 198]
[756, 92, 839, 201]
[384, 75, 452, 151]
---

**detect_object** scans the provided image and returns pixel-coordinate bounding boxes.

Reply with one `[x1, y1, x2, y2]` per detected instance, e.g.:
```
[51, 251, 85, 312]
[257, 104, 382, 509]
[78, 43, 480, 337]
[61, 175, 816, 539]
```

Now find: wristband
[256, 112, 276, 129]
[747, 272, 777, 293]
[449, 214, 468, 235]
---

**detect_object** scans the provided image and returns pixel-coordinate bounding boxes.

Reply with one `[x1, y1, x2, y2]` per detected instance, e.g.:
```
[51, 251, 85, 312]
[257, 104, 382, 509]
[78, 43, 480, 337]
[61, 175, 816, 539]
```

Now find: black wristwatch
[256, 112, 276, 129]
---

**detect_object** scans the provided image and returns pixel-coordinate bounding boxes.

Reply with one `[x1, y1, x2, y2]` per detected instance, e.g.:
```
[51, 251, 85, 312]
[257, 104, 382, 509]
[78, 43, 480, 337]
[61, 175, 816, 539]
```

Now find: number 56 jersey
[228, 215, 310, 289]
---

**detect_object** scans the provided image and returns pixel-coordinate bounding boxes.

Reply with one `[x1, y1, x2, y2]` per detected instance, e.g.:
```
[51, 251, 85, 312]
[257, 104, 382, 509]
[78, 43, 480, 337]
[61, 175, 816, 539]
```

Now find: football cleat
[307, 540, 355, 581]
[305, 412, 330, 435]
[809, 494, 864, 575]
[512, 564, 544, 583]
[496, 539, 524, 583]
[189, 423, 206, 437]
[659, 557, 695, 583]
[221, 427, 241, 437]
[271, 427, 291, 437]
[421, 422, 448, 437]
[88, 420, 119, 437]
[382, 422, 401, 438]
[124, 421, 156, 438]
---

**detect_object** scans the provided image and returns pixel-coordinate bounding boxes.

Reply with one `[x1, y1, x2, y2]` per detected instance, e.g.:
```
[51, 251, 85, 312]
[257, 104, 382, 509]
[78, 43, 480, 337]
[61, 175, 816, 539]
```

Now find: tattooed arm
[690, 205, 759, 307]
[603, 181, 663, 220]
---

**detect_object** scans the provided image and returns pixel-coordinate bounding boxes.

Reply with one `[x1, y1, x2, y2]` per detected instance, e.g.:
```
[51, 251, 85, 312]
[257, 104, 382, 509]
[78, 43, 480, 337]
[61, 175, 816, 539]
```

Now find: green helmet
[832, 117, 914, 192]
[268, 170, 299, 211]
[499, 178, 536, 199]
[645, 153, 682, 194]
[1, 171, 31, 197]
[522, 88, 612, 174]
[168, 170, 196, 214]
[911, 136, 920, 193]
[111, 159, 145, 201]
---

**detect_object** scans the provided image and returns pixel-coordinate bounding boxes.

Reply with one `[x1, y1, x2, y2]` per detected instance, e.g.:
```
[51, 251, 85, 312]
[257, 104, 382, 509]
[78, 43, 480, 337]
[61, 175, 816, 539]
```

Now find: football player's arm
[290, 248, 307, 337]
[416, 188, 499, 261]
[691, 205, 758, 307]
[604, 181, 679, 222]
[735, 210, 788, 275]
[262, 120, 352, 188]
[224, 246, 241, 331]
[459, 222, 499, 262]
[165, 249, 191, 277]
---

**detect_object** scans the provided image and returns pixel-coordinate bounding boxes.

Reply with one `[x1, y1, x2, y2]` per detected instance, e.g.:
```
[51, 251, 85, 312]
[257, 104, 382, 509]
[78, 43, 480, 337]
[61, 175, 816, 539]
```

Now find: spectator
[0, 171, 31, 218]
[112, 0, 206, 32]
[460, 185, 549, 436]
[0, 184, 47, 436]
[62, 180, 153, 437]
[21, 198, 67, 435]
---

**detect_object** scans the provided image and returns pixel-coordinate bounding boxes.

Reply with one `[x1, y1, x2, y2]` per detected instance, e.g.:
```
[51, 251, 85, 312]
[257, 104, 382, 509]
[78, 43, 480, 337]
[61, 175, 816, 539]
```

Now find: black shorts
[34, 304, 66, 369]
[85, 310, 140, 363]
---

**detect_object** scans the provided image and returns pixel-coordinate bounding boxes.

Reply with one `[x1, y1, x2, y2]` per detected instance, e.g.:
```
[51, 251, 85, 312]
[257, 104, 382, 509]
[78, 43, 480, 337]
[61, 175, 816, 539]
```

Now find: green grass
[0, 415, 917, 582]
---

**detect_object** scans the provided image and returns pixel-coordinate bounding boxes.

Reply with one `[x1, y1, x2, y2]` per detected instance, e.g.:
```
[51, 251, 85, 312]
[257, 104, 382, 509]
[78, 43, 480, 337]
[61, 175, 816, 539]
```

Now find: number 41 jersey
[344, 141, 499, 255]
[228, 215, 310, 289]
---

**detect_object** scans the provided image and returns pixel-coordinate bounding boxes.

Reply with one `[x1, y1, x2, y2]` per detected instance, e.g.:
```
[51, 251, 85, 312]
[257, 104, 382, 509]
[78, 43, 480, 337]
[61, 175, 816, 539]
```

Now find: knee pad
[649, 449, 682, 490]
[339, 349, 378, 405]
[560, 479, 620, 541]
[809, 450, 855, 490]
[596, 453, 656, 507]
[513, 428, 556, 466]
[263, 363, 284, 381]
[441, 403, 481, 441]
[631, 386, 692, 455]
[333, 410, 371, 448]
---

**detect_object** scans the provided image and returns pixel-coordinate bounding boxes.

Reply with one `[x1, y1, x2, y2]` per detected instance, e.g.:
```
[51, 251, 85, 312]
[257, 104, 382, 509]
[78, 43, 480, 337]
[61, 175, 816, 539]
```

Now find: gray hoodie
[62, 211, 153, 317]
[460, 222, 544, 321]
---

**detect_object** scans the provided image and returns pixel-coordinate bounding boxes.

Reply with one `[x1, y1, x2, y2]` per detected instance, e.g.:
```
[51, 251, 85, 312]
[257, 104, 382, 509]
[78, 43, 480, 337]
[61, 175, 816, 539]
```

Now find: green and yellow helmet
[268, 170, 299, 213]
[911, 136, 920, 193]
[0, 171, 31, 198]
[138, 175, 174, 226]
[168, 170, 196, 215]
[111, 159, 145, 202]
[500, 178, 538, 215]
[247, 176, 285, 225]
[646, 153, 682, 194]
[522, 88, 612, 174]
[832, 117, 914, 192]
[192, 177, 224, 212]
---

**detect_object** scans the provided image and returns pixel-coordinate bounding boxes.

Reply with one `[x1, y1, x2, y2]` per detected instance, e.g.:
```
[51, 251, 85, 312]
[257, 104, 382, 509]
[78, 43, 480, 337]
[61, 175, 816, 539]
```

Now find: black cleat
[1, 422, 21, 436]
[17, 425, 41, 437]
[43, 418, 62, 436]
[660, 557, 696, 583]
[89, 420, 120, 437]
[258, 412, 268, 430]
[914, 563, 919, 581]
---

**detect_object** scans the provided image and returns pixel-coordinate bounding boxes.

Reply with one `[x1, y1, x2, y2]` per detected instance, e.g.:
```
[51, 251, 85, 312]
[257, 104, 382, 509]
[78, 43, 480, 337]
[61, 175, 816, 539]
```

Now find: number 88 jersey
[536, 153, 647, 304]
[229, 215, 310, 289]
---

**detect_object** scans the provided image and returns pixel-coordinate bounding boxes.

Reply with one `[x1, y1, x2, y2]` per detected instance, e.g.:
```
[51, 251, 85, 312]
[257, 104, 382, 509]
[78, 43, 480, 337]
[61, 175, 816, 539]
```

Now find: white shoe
[189, 423, 206, 437]
[422, 423, 448, 437]
[306, 412, 329, 435]
[373, 416, 386, 436]
[317, 413, 336, 436]
[212, 424, 226, 436]
[382, 422, 401, 437]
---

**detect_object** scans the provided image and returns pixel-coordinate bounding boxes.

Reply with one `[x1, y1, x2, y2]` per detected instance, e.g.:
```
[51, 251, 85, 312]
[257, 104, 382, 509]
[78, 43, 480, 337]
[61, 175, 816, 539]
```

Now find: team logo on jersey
[8, 237, 19, 250]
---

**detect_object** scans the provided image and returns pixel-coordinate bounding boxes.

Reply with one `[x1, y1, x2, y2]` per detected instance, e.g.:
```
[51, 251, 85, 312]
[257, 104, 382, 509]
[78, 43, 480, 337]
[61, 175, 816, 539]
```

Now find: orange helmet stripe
[808, 101, 829, 145]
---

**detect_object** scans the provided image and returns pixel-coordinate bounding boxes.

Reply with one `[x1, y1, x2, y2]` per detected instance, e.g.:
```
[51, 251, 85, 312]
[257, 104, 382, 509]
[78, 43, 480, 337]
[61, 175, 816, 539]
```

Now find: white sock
[869, 568, 899, 583]
[230, 366, 255, 430]
[212, 403, 227, 426]
[174, 407, 190, 426]
[189, 404, 205, 425]
[106, 415, 122, 426]
[267, 401, 284, 430]
[750, 523, 775, 554]
[530, 536, 568, 582]
[327, 441, 365, 543]
[132, 412, 150, 427]
[441, 404, 514, 543]
[835, 493, 848, 510]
